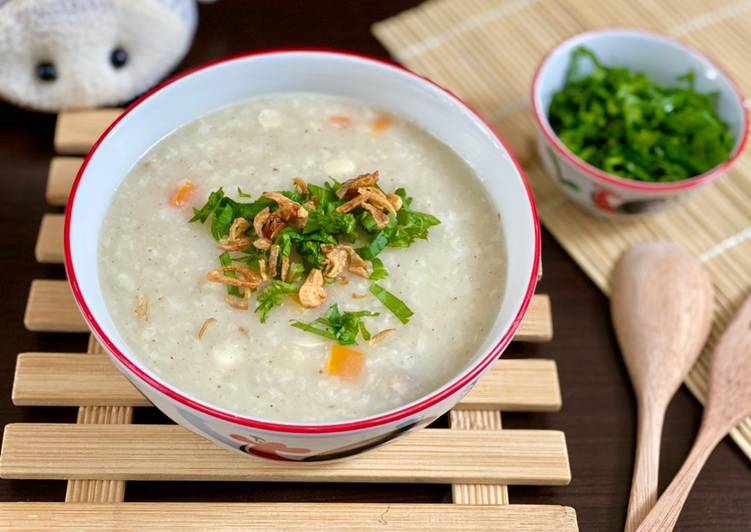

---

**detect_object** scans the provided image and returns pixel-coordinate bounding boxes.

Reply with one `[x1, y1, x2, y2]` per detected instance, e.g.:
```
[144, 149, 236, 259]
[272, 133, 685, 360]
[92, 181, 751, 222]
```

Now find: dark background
[1, 2, 749, 530]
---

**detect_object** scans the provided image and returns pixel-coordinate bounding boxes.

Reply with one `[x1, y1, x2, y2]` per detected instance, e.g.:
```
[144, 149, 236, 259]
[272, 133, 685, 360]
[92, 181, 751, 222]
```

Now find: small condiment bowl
[65, 50, 540, 462]
[531, 29, 748, 217]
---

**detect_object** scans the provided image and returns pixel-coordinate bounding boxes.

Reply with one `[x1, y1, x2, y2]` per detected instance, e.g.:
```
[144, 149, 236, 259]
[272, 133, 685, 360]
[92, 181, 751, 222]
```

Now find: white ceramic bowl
[532, 29, 748, 217]
[66, 50, 540, 462]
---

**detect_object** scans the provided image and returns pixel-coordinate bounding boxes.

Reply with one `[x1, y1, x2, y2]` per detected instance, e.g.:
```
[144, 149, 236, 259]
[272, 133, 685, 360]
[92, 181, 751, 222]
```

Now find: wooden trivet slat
[35, 214, 63, 264]
[46, 157, 83, 206]
[65, 336, 131, 503]
[450, 409, 508, 504]
[0, 424, 570, 485]
[12, 353, 561, 411]
[23, 279, 553, 341]
[0, 502, 578, 531]
[54, 109, 121, 155]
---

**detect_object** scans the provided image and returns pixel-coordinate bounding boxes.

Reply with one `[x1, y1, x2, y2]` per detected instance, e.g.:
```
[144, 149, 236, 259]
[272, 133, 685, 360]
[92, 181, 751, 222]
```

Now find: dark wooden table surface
[1, 2, 749, 530]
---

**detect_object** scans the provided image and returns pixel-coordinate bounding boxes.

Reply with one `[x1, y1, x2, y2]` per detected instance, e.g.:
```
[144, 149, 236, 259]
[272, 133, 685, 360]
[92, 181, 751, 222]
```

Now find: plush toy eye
[110, 47, 128, 69]
[35, 62, 57, 82]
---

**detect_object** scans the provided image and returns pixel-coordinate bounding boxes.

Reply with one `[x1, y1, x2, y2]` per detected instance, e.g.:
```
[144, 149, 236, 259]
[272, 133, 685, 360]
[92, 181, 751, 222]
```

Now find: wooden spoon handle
[625, 402, 665, 532]
[635, 425, 723, 532]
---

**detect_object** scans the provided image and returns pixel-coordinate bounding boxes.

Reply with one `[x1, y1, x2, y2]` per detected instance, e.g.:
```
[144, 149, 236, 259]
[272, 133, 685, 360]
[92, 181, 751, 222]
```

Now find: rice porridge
[99, 94, 506, 423]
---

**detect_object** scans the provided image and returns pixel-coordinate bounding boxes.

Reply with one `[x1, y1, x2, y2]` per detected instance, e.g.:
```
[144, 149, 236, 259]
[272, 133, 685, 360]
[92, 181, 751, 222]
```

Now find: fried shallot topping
[386, 193, 403, 211]
[263, 192, 309, 225]
[197, 317, 217, 339]
[280, 255, 290, 282]
[229, 217, 250, 241]
[369, 328, 395, 345]
[298, 268, 327, 308]
[321, 244, 349, 279]
[335, 194, 366, 214]
[361, 202, 390, 229]
[218, 237, 252, 252]
[268, 244, 280, 279]
[226, 294, 250, 310]
[336, 171, 379, 199]
[293, 177, 309, 196]
[343, 246, 369, 278]
[218, 217, 252, 251]
[352, 292, 367, 299]
[253, 207, 270, 238]
[252, 193, 309, 244]
[134, 294, 149, 321]
[207, 265, 263, 289]
[338, 276, 349, 285]
[358, 186, 396, 215]
[253, 237, 272, 251]
[335, 178, 399, 229]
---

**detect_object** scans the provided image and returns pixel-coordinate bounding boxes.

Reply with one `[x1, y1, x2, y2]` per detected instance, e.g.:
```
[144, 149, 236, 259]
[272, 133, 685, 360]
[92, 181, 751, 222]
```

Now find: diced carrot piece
[325, 345, 365, 382]
[171, 179, 195, 207]
[329, 115, 353, 128]
[371, 115, 393, 134]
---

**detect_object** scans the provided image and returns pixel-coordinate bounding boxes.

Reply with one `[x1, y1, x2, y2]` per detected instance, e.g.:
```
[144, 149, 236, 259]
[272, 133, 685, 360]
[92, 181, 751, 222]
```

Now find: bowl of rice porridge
[66, 50, 541, 462]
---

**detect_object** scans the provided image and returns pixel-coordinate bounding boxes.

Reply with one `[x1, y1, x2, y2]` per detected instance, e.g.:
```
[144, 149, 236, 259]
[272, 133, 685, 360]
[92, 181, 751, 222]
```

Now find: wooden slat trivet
[24, 279, 553, 340]
[0, 502, 578, 531]
[12, 353, 561, 411]
[0, 424, 570, 485]
[65, 337, 131, 503]
[2, 90, 574, 528]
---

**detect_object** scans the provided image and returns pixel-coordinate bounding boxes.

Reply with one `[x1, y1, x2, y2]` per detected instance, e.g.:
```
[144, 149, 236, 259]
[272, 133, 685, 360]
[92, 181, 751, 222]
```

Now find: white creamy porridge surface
[99, 94, 506, 422]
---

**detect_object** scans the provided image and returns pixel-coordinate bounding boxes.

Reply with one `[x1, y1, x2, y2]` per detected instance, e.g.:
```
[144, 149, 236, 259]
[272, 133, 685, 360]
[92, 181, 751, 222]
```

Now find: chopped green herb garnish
[369, 257, 389, 280]
[211, 203, 235, 240]
[369, 283, 413, 324]
[291, 304, 378, 345]
[305, 209, 357, 239]
[548, 47, 735, 182]
[358, 230, 389, 260]
[255, 281, 299, 323]
[286, 262, 306, 283]
[290, 320, 338, 341]
[191, 172, 438, 325]
[387, 207, 440, 248]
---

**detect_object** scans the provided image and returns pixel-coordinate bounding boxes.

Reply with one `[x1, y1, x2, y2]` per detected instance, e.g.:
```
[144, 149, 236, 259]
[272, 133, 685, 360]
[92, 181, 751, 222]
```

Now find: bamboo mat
[373, 0, 751, 460]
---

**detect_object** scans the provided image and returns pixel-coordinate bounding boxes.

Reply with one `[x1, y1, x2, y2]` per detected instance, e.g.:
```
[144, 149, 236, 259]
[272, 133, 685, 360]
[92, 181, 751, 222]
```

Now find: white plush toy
[0, 0, 212, 112]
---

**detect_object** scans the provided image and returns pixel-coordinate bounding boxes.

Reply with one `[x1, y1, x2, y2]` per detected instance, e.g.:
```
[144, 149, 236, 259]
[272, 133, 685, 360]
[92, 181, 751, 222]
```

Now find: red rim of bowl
[64, 48, 541, 434]
[531, 28, 749, 193]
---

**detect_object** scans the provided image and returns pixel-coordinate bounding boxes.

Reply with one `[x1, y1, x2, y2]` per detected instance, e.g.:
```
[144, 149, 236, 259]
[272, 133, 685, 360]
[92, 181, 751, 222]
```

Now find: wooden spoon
[636, 293, 751, 531]
[611, 241, 714, 532]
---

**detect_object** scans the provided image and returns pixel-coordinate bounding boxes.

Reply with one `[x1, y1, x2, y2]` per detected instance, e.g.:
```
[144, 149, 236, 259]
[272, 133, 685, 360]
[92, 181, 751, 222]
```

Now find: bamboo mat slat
[0, 424, 570, 485]
[0, 502, 578, 531]
[373, 0, 751, 462]
[12, 353, 561, 411]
